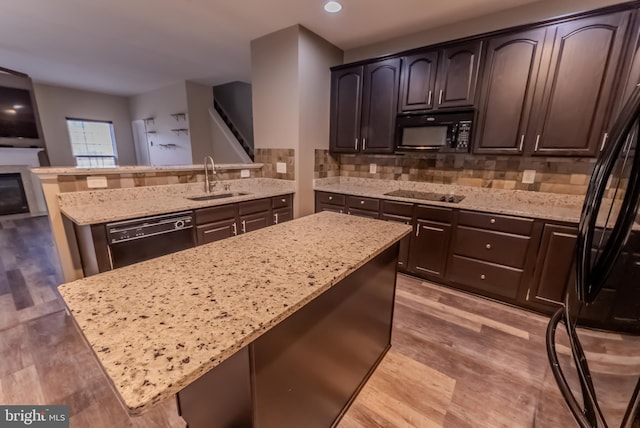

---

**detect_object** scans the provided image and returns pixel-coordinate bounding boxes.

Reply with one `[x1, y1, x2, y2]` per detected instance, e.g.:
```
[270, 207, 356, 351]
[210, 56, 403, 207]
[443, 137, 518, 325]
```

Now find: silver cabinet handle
[354, 138, 358, 150]
[534, 135, 540, 151]
[274, 213, 279, 224]
[360, 200, 365, 205]
[490, 218, 496, 224]
[519, 135, 525, 151]
[328, 196, 333, 201]
[480, 274, 486, 280]
[363, 138, 366, 151]
[281, 198, 286, 203]
[600, 132, 608, 151]
[241, 220, 246, 233]
[232, 222, 237, 236]
[416, 225, 420, 237]
[438, 89, 443, 105]
[485, 243, 492, 250]
[427, 90, 432, 105]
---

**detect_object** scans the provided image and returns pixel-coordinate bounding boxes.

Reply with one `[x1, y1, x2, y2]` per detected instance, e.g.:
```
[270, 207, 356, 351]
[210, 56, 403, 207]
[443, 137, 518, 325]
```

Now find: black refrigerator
[546, 85, 640, 427]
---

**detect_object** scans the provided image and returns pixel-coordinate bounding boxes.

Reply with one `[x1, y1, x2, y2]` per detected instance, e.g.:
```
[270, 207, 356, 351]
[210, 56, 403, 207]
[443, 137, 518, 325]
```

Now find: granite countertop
[314, 177, 584, 224]
[59, 178, 295, 225]
[32, 163, 263, 176]
[57, 212, 411, 414]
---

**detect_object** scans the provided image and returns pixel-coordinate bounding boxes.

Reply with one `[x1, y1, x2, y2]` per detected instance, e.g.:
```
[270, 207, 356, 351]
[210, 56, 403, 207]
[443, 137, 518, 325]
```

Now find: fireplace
[0, 173, 29, 215]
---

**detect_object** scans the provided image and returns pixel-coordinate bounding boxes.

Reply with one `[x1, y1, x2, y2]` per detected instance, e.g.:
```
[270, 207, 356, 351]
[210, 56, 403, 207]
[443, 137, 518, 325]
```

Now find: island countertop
[57, 211, 411, 414]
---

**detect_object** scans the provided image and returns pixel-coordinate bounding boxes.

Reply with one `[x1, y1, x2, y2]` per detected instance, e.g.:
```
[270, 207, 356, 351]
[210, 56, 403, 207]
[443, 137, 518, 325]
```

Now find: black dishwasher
[106, 211, 195, 269]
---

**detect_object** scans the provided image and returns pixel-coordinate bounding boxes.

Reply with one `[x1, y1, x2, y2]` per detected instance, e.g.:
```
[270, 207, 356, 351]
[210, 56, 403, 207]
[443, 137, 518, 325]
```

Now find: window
[66, 119, 118, 167]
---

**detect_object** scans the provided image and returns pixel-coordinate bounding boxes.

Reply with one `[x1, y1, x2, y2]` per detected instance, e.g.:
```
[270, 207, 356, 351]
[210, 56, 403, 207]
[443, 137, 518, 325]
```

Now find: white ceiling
[0, 0, 544, 96]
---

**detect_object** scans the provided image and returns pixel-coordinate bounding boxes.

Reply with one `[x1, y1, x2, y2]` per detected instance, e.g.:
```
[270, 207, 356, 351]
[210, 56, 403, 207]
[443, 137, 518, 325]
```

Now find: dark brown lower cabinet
[196, 194, 293, 245]
[527, 223, 578, 309]
[381, 200, 414, 270]
[407, 206, 453, 280]
[315, 191, 346, 214]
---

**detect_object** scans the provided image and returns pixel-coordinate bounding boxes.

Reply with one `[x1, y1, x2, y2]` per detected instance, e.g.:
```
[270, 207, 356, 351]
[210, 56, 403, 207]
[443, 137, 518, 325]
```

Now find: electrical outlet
[240, 169, 250, 178]
[369, 163, 377, 174]
[276, 162, 287, 174]
[522, 169, 536, 184]
[86, 176, 108, 188]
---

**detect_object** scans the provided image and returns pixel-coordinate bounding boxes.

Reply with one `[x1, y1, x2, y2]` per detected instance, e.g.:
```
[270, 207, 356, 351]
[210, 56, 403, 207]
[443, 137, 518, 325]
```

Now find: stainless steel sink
[187, 192, 249, 201]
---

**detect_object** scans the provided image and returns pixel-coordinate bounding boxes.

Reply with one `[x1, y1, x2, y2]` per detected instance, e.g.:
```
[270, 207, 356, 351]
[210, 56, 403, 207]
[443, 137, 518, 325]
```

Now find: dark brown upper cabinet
[436, 40, 483, 109]
[398, 40, 482, 113]
[529, 11, 631, 157]
[330, 59, 400, 154]
[398, 51, 438, 111]
[329, 65, 363, 153]
[474, 28, 548, 155]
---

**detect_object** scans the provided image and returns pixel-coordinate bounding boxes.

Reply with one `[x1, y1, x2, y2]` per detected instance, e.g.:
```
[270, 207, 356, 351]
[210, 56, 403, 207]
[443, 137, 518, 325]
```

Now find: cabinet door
[240, 212, 270, 234]
[381, 213, 412, 270]
[361, 58, 401, 153]
[408, 219, 451, 279]
[531, 12, 631, 156]
[196, 219, 237, 245]
[435, 40, 482, 109]
[528, 224, 578, 308]
[330, 66, 364, 154]
[399, 51, 438, 112]
[273, 207, 292, 224]
[474, 28, 548, 154]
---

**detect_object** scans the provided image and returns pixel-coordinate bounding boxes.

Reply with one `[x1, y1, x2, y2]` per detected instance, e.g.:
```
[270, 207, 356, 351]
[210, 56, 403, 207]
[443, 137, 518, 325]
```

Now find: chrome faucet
[204, 156, 217, 193]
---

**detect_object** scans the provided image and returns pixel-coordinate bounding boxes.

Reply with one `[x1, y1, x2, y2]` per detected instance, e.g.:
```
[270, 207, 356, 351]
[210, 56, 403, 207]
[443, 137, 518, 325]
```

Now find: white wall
[251, 26, 300, 150]
[344, 0, 629, 62]
[128, 82, 192, 166]
[186, 81, 215, 163]
[33, 83, 136, 166]
[297, 28, 342, 216]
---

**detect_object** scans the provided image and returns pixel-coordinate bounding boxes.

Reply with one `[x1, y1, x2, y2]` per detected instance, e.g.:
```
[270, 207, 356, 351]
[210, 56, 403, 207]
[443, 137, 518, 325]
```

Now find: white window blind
[66, 119, 118, 167]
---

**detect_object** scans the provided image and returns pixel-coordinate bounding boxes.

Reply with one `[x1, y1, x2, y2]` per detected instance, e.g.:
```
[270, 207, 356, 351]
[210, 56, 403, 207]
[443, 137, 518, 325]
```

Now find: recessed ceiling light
[324, 1, 342, 13]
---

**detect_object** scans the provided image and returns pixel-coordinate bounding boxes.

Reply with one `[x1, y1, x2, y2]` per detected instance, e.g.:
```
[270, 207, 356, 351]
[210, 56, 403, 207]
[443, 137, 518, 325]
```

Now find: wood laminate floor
[2, 216, 638, 427]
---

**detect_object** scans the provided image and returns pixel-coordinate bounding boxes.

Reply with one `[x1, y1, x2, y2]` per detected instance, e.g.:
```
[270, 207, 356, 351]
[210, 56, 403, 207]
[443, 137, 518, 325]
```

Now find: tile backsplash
[254, 148, 296, 181]
[315, 150, 597, 195]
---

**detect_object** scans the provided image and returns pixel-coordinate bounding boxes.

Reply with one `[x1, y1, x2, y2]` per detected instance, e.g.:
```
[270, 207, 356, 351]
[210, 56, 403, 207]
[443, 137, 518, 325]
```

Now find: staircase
[213, 99, 254, 161]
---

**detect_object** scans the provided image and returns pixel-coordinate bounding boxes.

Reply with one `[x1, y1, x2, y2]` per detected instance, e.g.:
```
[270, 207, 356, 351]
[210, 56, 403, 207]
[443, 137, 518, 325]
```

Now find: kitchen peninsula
[58, 211, 411, 427]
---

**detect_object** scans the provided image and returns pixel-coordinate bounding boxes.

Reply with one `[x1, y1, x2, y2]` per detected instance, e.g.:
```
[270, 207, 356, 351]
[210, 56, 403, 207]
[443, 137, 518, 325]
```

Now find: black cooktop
[384, 189, 465, 204]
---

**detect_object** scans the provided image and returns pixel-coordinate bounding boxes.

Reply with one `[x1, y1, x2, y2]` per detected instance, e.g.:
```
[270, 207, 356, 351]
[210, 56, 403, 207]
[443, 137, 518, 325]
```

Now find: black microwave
[395, 110, 473, 153]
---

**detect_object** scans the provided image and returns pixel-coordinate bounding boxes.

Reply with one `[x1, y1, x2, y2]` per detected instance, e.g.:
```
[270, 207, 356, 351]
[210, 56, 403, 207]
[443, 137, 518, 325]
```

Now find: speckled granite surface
[57, 211, 411, 414]
[32, 163, 262, 176]
[314, 177, 584, 223]
[59, 178, 295, 225]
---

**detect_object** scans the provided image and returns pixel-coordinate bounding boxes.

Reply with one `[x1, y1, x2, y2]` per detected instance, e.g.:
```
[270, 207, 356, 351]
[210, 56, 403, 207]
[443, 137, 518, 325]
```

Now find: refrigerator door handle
[546, 308, 601, 428]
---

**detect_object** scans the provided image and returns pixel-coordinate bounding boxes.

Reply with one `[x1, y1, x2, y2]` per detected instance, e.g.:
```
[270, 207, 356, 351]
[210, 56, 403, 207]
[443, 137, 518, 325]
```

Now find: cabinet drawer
[381, 200, 414, 217]
[239, 198, 271, 216]
[453, 226, 531, 268]
[347, 208, 380, 219]
[380, 213, 411, 225]
[316, 192, 345, 206]
[316, 203, 345, 214]
[196, 219, 237, 245]
[458, 210, 533, 235]
[195, 204, 237, 225]
[448, 255, 523, 299]
[272, 194, 292, 209]
[347, 196, 380, 212]
[414, 205, 453, 223]
[273, 207, 292, 224]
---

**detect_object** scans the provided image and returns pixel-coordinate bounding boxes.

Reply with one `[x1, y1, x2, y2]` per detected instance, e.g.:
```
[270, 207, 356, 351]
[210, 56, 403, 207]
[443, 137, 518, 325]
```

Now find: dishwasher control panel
[106, 212, 193, 244]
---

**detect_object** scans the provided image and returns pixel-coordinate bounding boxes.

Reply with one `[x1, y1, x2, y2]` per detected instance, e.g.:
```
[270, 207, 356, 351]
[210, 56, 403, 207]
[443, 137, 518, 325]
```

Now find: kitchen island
[58, 211, 411, 427]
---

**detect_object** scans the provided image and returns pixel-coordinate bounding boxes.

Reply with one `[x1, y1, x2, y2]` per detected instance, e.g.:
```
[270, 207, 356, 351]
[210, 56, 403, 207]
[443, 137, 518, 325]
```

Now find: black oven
[395, 110, 473, 153]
